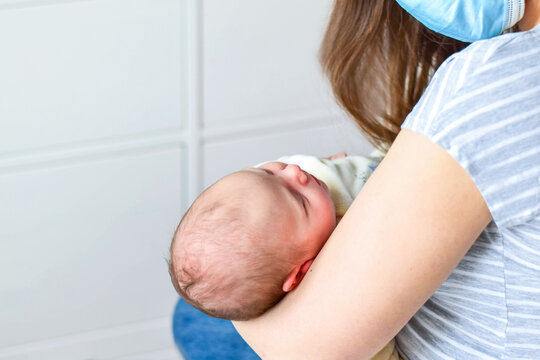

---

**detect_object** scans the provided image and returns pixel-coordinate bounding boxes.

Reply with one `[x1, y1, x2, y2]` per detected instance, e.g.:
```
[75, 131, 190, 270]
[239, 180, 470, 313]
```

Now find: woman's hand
[234, 129, 492, 359]
[324, 152, 347, 160]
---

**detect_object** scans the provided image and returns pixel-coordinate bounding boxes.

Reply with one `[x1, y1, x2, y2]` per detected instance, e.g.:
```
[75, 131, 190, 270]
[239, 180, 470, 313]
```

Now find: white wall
[0, 0, 372, 359]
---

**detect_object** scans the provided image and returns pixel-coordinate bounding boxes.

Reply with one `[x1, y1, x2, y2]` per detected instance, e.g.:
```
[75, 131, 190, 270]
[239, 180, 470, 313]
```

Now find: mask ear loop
[505, 0, 526, 31]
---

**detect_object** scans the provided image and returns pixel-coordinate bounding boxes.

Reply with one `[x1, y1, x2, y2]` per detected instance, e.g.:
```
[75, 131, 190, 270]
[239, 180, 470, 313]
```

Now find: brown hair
[168, 177, 300, 321]
[320, 0, 468, 147]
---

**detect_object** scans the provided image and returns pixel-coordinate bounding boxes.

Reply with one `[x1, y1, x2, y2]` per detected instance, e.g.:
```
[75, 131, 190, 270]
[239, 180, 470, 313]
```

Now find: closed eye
[290, 188, 308, 214]
[258, 168, 273, 175]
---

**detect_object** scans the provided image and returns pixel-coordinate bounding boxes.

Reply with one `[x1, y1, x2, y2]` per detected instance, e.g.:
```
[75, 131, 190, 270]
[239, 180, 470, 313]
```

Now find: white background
[0, 0, 372, 359]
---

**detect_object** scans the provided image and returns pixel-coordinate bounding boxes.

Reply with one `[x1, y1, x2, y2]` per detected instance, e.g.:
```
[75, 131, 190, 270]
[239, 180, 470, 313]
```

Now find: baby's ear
[282, 259, 314, 292]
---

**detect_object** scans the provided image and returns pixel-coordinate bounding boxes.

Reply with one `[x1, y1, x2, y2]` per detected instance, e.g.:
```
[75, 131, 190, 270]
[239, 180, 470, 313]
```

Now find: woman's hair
[320, 0, 468, 147]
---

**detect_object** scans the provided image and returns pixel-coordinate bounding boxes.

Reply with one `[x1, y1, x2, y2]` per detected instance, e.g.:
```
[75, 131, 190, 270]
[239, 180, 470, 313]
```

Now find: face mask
[395, 0, 525, 42]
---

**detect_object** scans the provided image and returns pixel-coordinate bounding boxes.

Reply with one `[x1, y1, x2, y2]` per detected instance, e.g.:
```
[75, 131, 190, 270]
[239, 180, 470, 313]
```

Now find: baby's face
[243, 161, 336, 256]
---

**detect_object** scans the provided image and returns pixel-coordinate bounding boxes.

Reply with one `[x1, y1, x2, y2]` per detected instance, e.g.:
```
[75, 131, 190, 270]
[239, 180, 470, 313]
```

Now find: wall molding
[202, 110, 345, 143]
[0, 0, 92, 11]
[185, 0, 203, 204]
[0, 110, 346, 174]
[113, 347, 182, 360]
[0, 129, 185, 174]
[0, 317, 177, 360]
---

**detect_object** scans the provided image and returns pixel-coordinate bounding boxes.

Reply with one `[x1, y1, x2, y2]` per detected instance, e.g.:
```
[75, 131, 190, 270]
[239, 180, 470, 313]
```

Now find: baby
[168, 151, 383, 320]
[168, 151, 404, 360]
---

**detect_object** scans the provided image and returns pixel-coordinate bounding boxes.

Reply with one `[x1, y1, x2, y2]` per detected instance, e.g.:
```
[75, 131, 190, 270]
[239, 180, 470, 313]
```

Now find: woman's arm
[233, 129, 492, 359]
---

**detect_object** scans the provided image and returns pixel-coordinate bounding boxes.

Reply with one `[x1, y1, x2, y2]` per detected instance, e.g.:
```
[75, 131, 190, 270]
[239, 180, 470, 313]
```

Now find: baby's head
[169, 161, 336, 320]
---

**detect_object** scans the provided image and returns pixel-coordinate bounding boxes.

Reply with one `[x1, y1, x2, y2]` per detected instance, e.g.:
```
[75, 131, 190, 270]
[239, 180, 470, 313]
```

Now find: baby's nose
[284, 163, 301, 173]
[284, 164, 307, 184]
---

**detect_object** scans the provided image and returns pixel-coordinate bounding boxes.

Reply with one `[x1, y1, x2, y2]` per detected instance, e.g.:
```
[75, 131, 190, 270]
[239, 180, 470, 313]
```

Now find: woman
[234, 0, 540, 359]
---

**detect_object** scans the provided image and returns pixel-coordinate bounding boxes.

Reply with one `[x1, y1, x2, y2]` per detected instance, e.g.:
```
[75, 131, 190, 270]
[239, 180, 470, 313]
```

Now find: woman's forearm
[234, 130, 492, 359]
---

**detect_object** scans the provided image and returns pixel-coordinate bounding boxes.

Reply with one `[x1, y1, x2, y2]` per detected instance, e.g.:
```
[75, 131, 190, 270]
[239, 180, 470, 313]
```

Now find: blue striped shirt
[396, 24, 540, 359]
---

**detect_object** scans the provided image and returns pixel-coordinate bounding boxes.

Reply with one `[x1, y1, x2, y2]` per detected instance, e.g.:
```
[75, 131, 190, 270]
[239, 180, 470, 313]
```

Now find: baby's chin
[312, 228, 334, 256]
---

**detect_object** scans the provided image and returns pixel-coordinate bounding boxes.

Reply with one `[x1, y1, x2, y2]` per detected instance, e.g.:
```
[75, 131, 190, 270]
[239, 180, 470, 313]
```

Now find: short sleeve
[401, 33, 540, 229]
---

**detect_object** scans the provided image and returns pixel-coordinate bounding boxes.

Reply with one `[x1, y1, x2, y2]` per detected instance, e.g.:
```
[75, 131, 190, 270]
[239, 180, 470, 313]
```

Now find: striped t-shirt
[395, 24, 540, 359]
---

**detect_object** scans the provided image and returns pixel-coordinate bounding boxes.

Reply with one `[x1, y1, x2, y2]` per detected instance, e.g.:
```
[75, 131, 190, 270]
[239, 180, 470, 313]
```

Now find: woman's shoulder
[405, 25, 540, 133]
[402, 26, 540, 229]
[444, 24, 540, 79]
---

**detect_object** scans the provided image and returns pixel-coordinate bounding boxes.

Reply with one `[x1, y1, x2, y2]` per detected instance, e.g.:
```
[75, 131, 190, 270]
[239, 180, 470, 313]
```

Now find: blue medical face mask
[395, 0, 525, 42]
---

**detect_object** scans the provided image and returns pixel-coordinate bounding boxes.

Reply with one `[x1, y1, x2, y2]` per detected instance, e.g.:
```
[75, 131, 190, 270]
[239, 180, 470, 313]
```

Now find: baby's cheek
[313, 191, 336, 231]
[325, 195, 337, 223]
[322, 206, 337, 245]
[321, 200, 337, 232]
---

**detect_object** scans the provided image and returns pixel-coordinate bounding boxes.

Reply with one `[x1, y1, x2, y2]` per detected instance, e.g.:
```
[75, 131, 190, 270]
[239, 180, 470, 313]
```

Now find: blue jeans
[172, 298, 260, 360]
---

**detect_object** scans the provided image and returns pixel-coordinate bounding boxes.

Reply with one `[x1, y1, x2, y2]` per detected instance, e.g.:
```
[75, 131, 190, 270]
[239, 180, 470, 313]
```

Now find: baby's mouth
[311, 174, 328, 190]
[303, 170, 328, 191]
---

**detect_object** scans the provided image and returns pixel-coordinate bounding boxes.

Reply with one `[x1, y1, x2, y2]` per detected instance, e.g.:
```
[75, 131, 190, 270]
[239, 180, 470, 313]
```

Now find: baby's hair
[168, 179, 299, 320]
